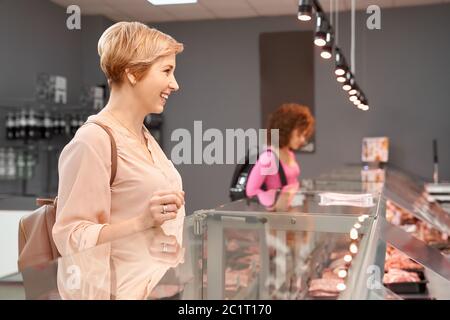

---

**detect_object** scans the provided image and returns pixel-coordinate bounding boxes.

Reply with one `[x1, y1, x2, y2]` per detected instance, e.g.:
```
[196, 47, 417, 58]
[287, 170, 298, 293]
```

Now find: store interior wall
[0, 1, 449, 214]
[0, 0, 111, 204]
[155, 4, 450, 214]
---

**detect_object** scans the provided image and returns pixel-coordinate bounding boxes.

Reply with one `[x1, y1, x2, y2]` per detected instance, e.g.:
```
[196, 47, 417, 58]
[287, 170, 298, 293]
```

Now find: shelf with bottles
[0, 145, 38, 182]
[3, 104, 96, 142]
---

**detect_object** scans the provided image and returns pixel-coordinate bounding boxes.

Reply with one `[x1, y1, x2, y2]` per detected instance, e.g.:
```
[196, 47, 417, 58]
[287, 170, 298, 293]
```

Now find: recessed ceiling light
[147, 0, 197, 5]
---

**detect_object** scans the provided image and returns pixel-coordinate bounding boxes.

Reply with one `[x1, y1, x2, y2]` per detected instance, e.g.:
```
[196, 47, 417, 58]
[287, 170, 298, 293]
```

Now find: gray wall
[0, 1, 449, 214]
[155, 4, 450, 214]
[0, 0, 111, 198]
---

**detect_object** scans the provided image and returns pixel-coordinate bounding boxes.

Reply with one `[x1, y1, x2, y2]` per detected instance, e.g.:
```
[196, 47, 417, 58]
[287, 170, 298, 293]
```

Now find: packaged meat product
[308, 290, 338, 298]
[225, 267, 251, 289]
[383, 268, 421, 284]
[385, 247, 423, 271]
[329, 250, 348, 260]
[384, 271, 428, 294]
[309, 278, 343, 293]
[226, 239, 240, 252]
[321, 268, 341, 280]
[329, 257, 348, 269]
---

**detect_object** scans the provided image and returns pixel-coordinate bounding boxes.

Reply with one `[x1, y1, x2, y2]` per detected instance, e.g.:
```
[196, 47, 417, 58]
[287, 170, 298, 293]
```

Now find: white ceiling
[51, 0, 450, 23]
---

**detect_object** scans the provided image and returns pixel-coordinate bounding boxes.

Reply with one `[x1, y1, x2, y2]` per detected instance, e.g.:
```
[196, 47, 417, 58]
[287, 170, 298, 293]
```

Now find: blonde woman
[53, 22, 185, 256]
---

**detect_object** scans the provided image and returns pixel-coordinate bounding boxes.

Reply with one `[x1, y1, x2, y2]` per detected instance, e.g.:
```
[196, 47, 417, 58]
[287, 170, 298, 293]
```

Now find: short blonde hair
[98, 21, 184, 84]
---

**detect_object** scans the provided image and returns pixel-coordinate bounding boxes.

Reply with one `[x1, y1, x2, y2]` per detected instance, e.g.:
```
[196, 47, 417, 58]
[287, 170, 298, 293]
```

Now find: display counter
[315, 165, 450, 299]
[1, 169, 449, 300]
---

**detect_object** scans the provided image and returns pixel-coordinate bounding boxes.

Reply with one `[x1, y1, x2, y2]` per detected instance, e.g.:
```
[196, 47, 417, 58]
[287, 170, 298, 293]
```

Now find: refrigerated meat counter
[0, 177, 449, 300]
[314, 165, 450, 299]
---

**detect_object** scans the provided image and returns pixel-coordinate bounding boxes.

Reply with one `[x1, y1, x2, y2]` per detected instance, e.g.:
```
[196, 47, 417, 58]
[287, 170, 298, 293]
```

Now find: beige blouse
[53, 111, 185, 256]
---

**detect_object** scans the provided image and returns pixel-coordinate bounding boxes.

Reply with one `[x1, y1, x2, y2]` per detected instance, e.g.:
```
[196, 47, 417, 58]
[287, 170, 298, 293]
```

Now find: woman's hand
[98, 192, 185, 246]
[138, 189, 185, 230]
[144, 227, 184, 266]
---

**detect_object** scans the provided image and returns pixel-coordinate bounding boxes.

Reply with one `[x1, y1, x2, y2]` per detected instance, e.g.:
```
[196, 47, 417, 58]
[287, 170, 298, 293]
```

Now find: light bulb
[314, 38, 326, 47]
[338, 269, 347, 278]
[298, 0, 313, 21]
[321, 51, 332, 59]
[349, 88, 358, 95]
[298, 13, 312, 21]
[350, 228, 358, 240]
[337, 283, 347, 291]
[350, 243, 358, 254]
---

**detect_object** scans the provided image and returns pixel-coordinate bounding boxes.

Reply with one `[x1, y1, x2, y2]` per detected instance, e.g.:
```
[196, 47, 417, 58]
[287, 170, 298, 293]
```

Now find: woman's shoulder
[257, 149, 277, 166]
[73, 122, 111, 147]
[61, 120, 112, 160]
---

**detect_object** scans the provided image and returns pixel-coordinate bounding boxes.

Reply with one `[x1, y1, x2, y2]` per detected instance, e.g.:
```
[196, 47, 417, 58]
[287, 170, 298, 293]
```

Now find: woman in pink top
[53, 22, 185, 256]
[245, 103, 315, 207]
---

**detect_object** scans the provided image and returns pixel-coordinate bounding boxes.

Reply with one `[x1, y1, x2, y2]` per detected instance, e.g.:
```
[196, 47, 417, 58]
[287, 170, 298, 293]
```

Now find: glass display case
[0, 215, 203, 300]
[193, 189, 389, 300]
[315, 165, 450, 299]
[0, 174, 449, 300]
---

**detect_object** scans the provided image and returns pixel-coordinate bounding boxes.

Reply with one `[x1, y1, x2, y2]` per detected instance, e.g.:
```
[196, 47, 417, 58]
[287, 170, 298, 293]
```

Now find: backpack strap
[85, 120, 118, 186]
[35, 122, 117, 209]
[265, 149, 288, 187]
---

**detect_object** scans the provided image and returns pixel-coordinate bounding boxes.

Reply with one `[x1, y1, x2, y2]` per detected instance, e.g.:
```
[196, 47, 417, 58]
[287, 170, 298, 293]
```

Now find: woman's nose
[170, 77, 179, 91]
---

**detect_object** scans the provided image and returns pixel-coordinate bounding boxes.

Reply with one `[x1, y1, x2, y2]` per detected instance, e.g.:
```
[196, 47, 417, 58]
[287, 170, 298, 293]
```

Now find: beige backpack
[18, 120, 117, 271]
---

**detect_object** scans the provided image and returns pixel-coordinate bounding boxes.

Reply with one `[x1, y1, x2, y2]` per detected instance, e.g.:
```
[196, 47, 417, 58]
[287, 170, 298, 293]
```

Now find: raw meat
[383, 268, 421, 284]
[385, 248, 423, 271]
[309, 278, 343, 293]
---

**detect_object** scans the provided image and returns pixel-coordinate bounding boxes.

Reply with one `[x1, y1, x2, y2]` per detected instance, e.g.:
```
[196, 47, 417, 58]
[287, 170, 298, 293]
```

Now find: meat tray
[384, 270, 428, 294]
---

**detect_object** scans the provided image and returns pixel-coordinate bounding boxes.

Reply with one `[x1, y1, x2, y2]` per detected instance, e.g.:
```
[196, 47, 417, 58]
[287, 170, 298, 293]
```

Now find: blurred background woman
[246, 103, 315, 207]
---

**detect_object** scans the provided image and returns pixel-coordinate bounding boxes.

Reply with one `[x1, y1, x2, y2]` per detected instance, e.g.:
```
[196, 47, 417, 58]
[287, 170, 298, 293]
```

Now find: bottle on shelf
[25, 152, 36, 180]
[77, 114, 85, 131]
[35, 111, 43, 140]
[7, 148, 17, 180]
[0, 148, 6, 179]
[6, 113, 15, 140]
[17, 110, 27, 140]
[28, 109, 38, 140]
[43, 111, 53, 139]
[16, 149, 25, 180]
[70, 114, 78, 135]
[60, 114, 68, 136]
[53, 114, 61, 136]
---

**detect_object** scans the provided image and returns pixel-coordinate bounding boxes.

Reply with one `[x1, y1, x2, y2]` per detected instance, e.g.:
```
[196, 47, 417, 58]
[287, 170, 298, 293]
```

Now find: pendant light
[298, 0, 313, 21]
[342, 73, 354, 91]
[335, 48, 348, 76]
[320, 31, 334, 59]
[314, 13, 328, 47]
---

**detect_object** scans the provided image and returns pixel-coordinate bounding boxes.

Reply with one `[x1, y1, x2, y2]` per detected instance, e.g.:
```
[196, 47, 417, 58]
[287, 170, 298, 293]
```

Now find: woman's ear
[125, 68, 137, 86]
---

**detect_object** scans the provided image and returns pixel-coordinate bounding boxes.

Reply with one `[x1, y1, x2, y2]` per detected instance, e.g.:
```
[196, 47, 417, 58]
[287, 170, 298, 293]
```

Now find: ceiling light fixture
[298, 0, 313, 21]
[349, 85, 359, 96]
[337, 70, 349, 83]
[320, 31, 333, 59]
[342, 74, 354, 91]
[314, 13, 328, 47]
[334, 48, 347, 76]
[147, 0, 197, 5]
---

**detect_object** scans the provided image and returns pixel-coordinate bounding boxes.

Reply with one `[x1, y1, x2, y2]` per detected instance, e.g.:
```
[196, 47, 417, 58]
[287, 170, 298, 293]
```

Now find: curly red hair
[267, 103, 315, 148]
